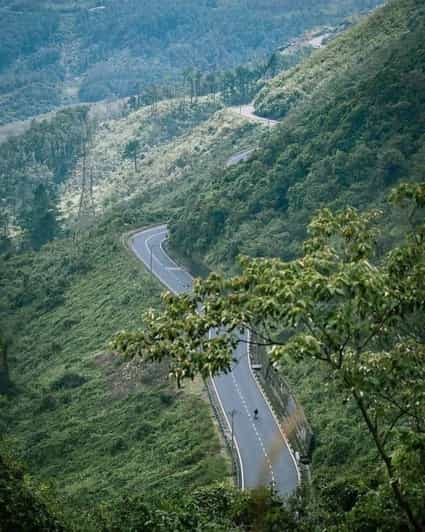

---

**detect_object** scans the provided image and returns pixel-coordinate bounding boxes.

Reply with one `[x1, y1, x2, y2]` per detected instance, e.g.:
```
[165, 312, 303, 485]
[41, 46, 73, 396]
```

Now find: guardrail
[249, 333, 314, 476]
[205, 378, 243, 489]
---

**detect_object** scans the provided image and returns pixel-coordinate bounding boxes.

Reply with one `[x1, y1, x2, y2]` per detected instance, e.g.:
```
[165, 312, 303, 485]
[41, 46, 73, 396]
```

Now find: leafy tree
[0, 107, 88, 249]
[113, 183, 425, 530]
[21, 183, 58, 250]
[0, 449, 65, 531]
[123, 139, 142, 172]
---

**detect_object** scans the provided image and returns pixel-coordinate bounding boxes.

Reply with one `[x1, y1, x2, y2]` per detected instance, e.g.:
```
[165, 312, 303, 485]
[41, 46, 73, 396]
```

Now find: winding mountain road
[225, 103, 280, 167]
[130, 225, 300, 496]
[230, 104, 280, 127]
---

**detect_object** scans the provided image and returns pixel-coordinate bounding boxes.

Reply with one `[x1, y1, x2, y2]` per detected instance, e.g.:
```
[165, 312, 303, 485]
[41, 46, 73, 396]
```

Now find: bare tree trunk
[0, 337, 10, 395]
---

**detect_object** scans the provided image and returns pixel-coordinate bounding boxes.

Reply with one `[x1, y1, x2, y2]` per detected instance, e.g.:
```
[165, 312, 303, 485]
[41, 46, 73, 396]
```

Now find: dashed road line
[130, 226, 300, 494]
[231, 369, 276, 487]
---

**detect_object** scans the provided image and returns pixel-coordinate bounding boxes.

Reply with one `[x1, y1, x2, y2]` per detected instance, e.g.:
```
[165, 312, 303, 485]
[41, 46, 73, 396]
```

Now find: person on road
[253, 408, 259, 420]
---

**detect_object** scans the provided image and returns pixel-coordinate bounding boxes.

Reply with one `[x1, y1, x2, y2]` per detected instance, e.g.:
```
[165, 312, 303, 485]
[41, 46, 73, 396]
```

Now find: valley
[1, 0, 424, 530]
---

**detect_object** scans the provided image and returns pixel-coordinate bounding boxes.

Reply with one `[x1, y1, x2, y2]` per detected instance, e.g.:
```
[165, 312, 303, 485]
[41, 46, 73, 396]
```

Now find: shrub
[50, 373, 87, 391]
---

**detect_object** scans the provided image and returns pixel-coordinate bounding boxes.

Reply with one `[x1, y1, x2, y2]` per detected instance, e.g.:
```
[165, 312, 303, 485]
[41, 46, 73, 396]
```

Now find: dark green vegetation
[137, 0, 425, 529]
[254, 0, 414, 119]
[120, 183, 425, 531]
[0, 198, 228, 524]
[2, 0, 424, 529]
[170, 0, 425, 268]
[0, 460, 303, 532]
[97, 485, 302, 532]
[0, 96, 262, 528]
[0, 448, 65, 531]
[1, 98, 224, 253]
[0, 107, 89, 252]
[0, 0, 382, 124]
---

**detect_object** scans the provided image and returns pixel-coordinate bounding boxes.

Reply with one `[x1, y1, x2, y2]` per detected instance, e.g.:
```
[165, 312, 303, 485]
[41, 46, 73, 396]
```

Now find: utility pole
[150, 244, 153, 273]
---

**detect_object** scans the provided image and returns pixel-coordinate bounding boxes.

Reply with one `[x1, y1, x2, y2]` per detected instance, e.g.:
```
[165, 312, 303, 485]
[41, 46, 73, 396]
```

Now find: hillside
[0, 93, 267, 524]
[1, 97, 251, 251]
[1, 0, 424, 529]
[149, 0, 425, 529]
[0, 0, 382, 124]
[169, 0, 425, 267]
[0, 195, 230, 519]
[254, 0, 410, 118]
[59, 99, 264, 222]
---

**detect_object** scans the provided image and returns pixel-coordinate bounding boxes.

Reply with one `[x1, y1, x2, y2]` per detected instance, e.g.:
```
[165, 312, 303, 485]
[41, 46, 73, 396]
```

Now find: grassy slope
[0, 205, 230, 519]
[0, 94, 269, 520]
[61, 99, 264, 222]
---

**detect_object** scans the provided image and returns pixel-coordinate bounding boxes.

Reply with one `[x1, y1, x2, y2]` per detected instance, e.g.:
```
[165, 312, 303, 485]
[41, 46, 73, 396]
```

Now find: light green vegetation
[118, 183, 425, 531]
[60, 98, 264, 222]
[0, 89, 270, 525]
[0, 201, 230, 521]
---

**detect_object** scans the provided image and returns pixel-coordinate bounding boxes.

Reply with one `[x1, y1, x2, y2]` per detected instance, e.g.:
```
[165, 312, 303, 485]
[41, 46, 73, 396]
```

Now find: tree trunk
[352, 389, 423, 532]
[0, 338, 10, 395]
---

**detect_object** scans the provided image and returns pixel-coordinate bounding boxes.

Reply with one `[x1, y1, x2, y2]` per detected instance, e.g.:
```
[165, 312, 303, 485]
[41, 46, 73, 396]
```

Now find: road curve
[130, 225, 300, 496]
[230, 104, 280, 127]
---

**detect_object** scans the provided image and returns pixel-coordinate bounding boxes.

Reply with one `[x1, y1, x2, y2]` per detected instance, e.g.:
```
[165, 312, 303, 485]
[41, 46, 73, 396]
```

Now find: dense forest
[1, 0, 424, 530]
[0, 0, 382, 124]
[169, 0, 425, 266]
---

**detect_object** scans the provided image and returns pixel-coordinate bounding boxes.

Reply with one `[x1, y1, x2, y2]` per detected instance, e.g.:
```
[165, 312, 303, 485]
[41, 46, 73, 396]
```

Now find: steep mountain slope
[2, 1, 424, 528]
[0, 0, 382, 124]
[170, 0, 425, 267]
[0, 196, 229, 516]
[254, 0, 411, 118]
[160, 0, 425, 528]
[59, 99, 263, 222]
[0, 95, 266, 521]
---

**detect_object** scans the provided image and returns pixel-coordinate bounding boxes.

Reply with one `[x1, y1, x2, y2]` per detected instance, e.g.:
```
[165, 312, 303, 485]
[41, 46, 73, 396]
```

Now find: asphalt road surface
[226, 148, 256, 167]
[131, 225, 300, 496]
[231, 104, 280, 127]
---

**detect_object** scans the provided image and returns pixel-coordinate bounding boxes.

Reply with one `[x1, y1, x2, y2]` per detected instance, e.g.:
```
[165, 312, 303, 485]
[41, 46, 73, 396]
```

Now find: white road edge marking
[209, 354, 246, 489]
[132, 228, 245, 489]
[130, 226, 299, 490]
[247, 330, 301, 484]
[132, 234, 176, 294]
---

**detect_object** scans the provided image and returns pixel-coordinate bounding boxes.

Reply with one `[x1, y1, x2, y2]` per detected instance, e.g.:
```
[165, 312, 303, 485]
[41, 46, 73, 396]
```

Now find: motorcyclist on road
[253, 408, 259, 420]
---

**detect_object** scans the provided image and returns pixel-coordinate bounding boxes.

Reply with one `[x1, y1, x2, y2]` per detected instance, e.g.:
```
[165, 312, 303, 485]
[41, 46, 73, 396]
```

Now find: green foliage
[169, 0, 425, 269]
[95, 484, 304, 532]
[50, 373, 87, 391]
[115, 184, 425, 530]
[255, 0, 416, 119]
[0, 0, 382, 123]
[0, 106, 89, 248]
[19, 183, 59, 250]
[122, 139, 141, 171]
[0, 447, 65, 532]
[0, 335, 10, 395]
[0, 197, 228, 519]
